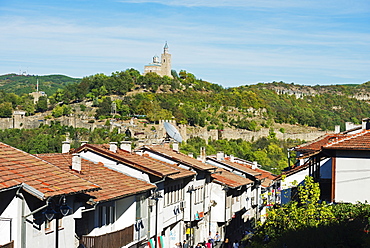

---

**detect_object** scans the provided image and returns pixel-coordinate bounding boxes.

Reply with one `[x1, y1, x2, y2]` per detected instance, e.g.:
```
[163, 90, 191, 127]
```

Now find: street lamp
[208, 200, 217, 237]
[43, 196, 72, 220]
[187, 185, 195, 248]
[42, 196, 72, 248]
[151, 191, 162, 248]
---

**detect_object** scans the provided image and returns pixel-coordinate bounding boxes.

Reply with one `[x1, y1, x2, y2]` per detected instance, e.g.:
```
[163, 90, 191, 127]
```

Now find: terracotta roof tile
[142, 156, 196, 180]
[294, 133, 350, 154]
[211, 168, 253, 188]
[215, 158, 261, 176]
[36, 153, 156, 203]
[143, 145, 217, 171]
[0, 142, 99, 198]
[208, 157, 276, 187]
[75, 144, 184, 178]
[324, 130, 370, 150]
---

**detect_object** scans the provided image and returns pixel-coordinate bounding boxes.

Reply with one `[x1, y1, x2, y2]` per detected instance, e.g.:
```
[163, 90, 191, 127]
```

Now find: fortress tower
[144, 42, 172, 78]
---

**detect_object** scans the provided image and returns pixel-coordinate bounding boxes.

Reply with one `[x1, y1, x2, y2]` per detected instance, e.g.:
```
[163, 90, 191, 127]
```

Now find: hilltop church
[144, 42, 172, 78]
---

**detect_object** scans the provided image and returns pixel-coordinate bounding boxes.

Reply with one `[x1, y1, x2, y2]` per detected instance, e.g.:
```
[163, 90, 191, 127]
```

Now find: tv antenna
[163, 121, 183, 143]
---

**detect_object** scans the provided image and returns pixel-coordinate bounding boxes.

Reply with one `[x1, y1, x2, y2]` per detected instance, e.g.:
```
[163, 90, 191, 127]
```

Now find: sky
[1, 0, 370, 87]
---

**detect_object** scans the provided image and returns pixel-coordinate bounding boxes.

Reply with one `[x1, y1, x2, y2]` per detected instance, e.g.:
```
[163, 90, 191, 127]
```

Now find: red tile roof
[275, 159, 311, 180]
[36, 153, 156, 203]
[294, 133, 348, 153]
[75, 144, 194, 179]
[0, 143, 99, 198]
[215, 158, 261, 176]
[211, 168, 253, 188]
[144, 156, 196, 180]
[324, 130, 370, 150]
[143, 145, 217, 171]
[222, 157, 276, 187]
[276, 130, 368, 180]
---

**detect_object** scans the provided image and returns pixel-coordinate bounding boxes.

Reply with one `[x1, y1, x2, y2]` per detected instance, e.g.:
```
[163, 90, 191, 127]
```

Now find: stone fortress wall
[0, 113, 327, 144]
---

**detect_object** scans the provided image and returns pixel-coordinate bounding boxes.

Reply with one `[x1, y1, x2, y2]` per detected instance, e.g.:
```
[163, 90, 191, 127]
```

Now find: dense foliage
[178, 134, 301, 173]
[0, 123, 132, 154]
[0, 124, 299, 173]
[1, 70, 370, 132]
[251, 176, 370, 247]
[0, 74, 80, 95]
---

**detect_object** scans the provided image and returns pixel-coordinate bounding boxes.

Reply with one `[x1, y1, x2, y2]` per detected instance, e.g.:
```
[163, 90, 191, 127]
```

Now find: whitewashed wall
[335, 151, 370, 203]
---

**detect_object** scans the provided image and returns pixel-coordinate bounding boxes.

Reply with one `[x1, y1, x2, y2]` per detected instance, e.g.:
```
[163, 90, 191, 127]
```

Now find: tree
[95, 97, 112, 118]
[0, 102, 13, 118]
[253, 176, 335, 246]
[35, 96, 48, 112]
[52, 105, 64, 118]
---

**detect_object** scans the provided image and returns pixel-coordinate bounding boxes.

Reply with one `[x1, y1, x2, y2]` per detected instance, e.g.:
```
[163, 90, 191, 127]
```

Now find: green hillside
[0, 69, 370, 132]
[0, 74, 81, 95]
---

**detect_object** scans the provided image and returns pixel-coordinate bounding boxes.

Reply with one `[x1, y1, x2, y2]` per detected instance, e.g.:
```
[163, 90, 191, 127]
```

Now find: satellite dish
[164, 122, 183, 143]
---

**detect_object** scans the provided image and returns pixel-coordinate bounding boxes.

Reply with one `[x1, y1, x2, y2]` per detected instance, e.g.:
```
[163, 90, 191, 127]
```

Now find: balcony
[81, 225, 134, 248]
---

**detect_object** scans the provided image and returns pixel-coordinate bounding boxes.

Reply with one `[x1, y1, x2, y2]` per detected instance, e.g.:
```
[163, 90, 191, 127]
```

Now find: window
[194, 186, 204, 204]
[136, 194, 147, 221]
[99, 203, 115, 226]
[165, 188, 169, 206]
[100, 206, 106, 226]
[226, 195, 232, 208]
[164, 183, 184, 206]
[108, 206, 115, 224]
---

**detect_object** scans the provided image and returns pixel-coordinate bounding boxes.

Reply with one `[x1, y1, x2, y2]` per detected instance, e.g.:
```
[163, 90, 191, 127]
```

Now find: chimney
[80, 141, 88, 146]
[362, 118, 370, 130]
[216, 152, 224, 161]
[230, 155, 235, 163]
[120, 141, 132, 152]
[172, 142, 179, 152]
[62, 141, 70, 154]
[200, 147, 206, 163]
[135, 150, 144, 156]
[163, 141, 170, 148]
[345, 122, 353, 131]
[252, 161, 258, 170]
[109, 142, 118, 153]
[72, 153, 81, 172]
[137, 140, 144, 148]
[334, 125, 340, 134]
[188, 153, 194, 158]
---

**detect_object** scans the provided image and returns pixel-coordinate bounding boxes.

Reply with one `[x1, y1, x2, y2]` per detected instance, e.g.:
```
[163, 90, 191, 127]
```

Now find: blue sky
[1, 0, 370, 87]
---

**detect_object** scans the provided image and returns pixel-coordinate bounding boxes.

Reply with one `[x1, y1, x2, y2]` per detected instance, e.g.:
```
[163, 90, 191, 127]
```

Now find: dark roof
[0, 142, 99, 199]
[36, 153, 156, 203]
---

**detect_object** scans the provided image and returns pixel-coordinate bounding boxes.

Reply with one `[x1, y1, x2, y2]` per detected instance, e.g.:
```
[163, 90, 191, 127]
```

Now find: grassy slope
[0, 74, 81, 95]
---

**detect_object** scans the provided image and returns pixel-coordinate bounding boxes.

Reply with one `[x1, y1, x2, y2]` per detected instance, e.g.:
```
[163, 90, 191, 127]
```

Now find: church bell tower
[161, 42, 172, 78]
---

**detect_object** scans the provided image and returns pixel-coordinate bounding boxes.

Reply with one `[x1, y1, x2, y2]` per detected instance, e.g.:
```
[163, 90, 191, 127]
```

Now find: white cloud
[0, 0, 369, 86]
[117, 0, 370, 13]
